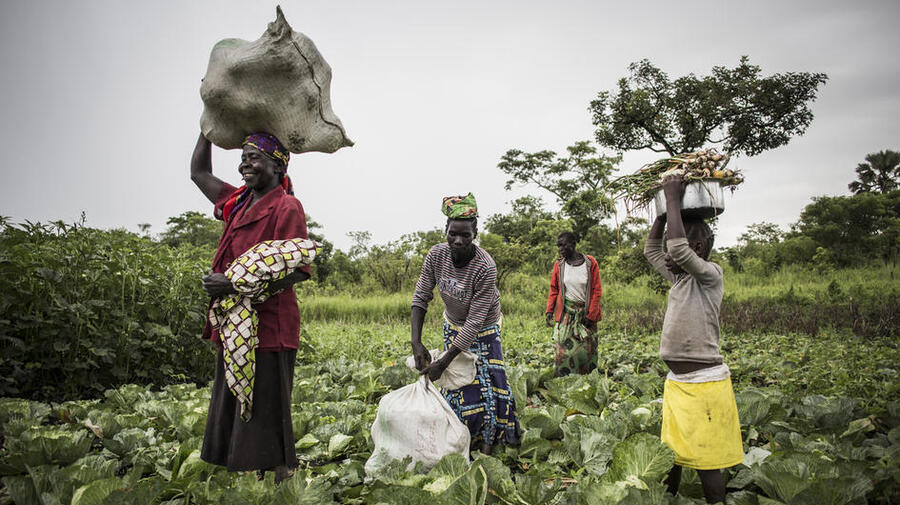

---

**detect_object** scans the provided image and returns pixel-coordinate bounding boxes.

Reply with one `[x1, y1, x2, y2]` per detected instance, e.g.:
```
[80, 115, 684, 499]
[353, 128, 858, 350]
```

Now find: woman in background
[545, 231, 602, 376]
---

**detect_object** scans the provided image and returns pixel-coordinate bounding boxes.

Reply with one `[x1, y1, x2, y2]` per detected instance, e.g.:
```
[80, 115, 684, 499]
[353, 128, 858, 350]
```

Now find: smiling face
[446, 219, 477, 262]
[239, 145, 282, 192]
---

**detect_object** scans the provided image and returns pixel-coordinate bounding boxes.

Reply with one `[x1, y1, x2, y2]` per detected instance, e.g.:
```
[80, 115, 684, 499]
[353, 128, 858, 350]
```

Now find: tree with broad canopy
[590, 56, 828, 157]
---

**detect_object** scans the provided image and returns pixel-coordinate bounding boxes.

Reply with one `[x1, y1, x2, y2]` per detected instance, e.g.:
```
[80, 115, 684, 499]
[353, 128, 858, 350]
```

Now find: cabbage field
[1, 317, 898, 505]
[1, 220, 898, 504]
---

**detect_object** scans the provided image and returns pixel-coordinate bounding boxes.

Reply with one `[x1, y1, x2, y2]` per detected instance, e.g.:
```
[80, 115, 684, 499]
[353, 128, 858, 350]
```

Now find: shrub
[0, 220, 215, 400]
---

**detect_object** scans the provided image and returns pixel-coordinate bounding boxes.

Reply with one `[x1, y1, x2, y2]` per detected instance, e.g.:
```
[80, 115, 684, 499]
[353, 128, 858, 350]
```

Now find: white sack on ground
[365, 350, 475, 475]
[200, 6, 352, 154]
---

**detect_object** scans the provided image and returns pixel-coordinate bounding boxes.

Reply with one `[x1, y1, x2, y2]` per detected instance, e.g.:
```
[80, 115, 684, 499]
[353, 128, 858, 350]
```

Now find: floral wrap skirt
[553, 298, 598, 376]
[441, 321, 521, 447]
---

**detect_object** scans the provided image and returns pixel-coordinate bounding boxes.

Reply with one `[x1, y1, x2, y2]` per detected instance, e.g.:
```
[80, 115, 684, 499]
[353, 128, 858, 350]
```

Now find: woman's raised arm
[190, 133, 226, 204]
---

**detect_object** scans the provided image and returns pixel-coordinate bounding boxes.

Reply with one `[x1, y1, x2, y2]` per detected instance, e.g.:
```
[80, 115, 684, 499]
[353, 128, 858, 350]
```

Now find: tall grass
[296, 264, 899, 338]
[299, 293, 426, 323]
[724, 263, 899, 301]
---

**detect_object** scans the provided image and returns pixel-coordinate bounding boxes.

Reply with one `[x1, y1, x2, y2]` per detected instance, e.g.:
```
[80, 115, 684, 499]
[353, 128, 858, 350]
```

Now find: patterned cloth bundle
[208, 238, 321, 421]
[441, 193, 478, 219]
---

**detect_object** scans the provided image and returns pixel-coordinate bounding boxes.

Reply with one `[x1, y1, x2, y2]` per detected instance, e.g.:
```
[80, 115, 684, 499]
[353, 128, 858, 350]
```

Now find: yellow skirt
[661, 377, 744, 470]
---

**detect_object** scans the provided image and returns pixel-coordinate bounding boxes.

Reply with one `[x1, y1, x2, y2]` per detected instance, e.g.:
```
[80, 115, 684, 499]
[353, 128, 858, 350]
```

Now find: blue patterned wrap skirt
[441, 320, 521, 447]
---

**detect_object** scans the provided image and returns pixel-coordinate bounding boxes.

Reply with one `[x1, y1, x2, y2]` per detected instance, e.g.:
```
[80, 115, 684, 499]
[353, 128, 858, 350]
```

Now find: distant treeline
[0, 189, 897, 401]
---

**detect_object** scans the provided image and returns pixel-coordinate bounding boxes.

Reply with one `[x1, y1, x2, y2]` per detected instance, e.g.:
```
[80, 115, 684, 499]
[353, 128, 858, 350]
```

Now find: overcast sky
[1, 0, 898, 251]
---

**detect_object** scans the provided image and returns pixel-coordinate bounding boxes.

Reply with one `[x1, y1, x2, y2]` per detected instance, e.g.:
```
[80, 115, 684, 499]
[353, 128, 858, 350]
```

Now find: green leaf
[515, 473, 563, 505]
[793, 395, 857, 431]
[428, 453, 470, 479]
[840, 417, 875, 439]
[736, 387, 785, 427]
[576, 428, 617, 476]
[103, 476, 169, 505]
[506, 366, 529, 407]
[103, 427, 148, 457]
[62, 455, 119, 488]
[367, 457, 428, 486]
[296, 432, 320, 449]
[726, 490, 760, 505]
[544, 372, 609, 415]
[519, 428, 552, 459]
[1, 475, 39, 505]
[750, 452, 850, 503]
[441, 464, 488, 505]
[727, 468, 755, 490]
[471, 455, 517, 500]
[270, 470, 337, 505]
[791, 476, 873, 505]
[71, 477, 124, 505]
[327, 433, 353, 457]
[423, 475, 456, 494]
[176, 449, 212, 478]
[520, 405, 566, 440]
[742, 447, 771, 467]
[365, 483, 433, 505]
[756, 497, 787, 505]
[604, 433, 674, 485]
[888, 426, 900, 445]
[576, 479, 628, 505]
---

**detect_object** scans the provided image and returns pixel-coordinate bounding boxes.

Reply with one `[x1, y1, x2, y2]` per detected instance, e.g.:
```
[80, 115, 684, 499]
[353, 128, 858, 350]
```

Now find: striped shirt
[412, 243, 502, 350]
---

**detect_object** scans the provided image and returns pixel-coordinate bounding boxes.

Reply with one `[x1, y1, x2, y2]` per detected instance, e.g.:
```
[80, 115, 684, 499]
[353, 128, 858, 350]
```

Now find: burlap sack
[200, 6, 352, 154]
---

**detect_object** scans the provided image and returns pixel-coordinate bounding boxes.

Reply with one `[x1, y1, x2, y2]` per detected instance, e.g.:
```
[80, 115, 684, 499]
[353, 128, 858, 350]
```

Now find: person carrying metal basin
[644, 175, 743, 503]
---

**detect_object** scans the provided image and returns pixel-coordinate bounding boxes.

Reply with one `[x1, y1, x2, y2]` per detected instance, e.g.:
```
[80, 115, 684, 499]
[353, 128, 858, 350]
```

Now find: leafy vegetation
[848, 150, 900, 195]
[0, 218, 214, 400]
[1, 317, 897, 504]
[1, 49, 894, 503]
[589, 57, 828, 157]
[725, 191, 900, 271]
[0, 208, 896, 503]
[498, 142, 620, 237]
[1, 208, 896, 403]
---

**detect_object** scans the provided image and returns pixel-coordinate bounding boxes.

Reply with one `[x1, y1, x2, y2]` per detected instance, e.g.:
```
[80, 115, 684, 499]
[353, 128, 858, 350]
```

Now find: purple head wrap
[243, 133, 290, 167]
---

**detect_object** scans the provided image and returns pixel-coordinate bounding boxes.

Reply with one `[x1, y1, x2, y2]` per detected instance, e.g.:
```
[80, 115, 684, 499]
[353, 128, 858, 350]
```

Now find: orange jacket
[545, 255, 602, 323]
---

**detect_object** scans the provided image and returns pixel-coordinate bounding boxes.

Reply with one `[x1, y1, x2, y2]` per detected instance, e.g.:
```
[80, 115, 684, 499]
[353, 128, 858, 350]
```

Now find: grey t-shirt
[644, 237, 724, 364]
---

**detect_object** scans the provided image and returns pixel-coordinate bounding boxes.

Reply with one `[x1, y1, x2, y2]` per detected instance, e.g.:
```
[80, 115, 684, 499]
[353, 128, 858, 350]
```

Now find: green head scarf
[442, 193, 478, 219]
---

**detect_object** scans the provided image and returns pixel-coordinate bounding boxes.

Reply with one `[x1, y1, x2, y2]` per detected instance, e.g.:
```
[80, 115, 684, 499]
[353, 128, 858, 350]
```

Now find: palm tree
[848, 150, 900, 194]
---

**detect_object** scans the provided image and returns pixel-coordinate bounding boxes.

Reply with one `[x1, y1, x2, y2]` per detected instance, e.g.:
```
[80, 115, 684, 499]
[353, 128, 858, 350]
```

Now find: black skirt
[201, 346, 298, 471]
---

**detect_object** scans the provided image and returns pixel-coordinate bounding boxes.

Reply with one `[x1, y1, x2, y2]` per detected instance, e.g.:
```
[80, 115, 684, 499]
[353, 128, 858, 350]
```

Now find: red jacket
[202, 183, 310, 351]
[545, 255, 602, 323]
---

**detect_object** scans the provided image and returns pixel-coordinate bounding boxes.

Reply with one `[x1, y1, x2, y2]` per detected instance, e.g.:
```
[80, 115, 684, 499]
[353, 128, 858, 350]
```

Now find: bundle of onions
[605, 148, 744, 212]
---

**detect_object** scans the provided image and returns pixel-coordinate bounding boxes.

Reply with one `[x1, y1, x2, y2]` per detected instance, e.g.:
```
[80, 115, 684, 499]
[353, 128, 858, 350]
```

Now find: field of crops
[1, 312, 898, 505]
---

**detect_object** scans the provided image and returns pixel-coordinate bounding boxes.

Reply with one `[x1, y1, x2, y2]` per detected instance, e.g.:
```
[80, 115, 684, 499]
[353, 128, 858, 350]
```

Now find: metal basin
[653, 180, 725, 219]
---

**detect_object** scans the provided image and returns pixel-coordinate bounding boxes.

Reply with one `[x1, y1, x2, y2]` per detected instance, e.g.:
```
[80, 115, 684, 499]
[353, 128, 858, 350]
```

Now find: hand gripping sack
[405, 349, 477, 390]
[200, 6, 352, 154]
[364, 350, 476, 475]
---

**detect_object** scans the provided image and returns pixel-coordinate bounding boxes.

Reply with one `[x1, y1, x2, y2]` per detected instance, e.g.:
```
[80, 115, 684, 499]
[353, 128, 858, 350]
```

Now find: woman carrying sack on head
[190, 132, 312, 483]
